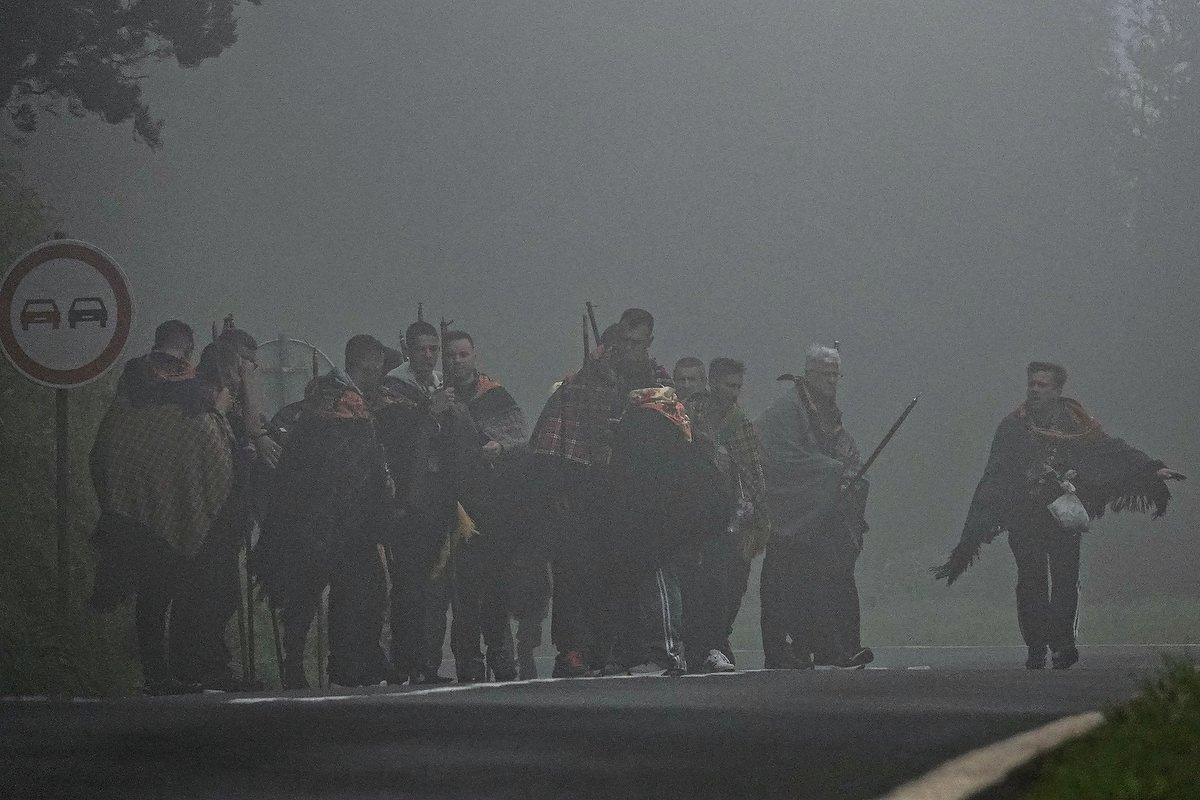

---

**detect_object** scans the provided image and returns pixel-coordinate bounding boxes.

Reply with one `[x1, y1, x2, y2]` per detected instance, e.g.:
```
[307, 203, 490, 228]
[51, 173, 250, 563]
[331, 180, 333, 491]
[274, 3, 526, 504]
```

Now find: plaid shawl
[90, 401, 234, 557]
[530, 356, 629, 469]
[687, 392, 771, 557]
[469, 374, 528, 453]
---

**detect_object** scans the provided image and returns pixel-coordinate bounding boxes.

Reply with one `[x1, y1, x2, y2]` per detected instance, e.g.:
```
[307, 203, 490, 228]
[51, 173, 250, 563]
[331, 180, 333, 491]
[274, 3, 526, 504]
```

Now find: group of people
[87, 307, 1184, 694]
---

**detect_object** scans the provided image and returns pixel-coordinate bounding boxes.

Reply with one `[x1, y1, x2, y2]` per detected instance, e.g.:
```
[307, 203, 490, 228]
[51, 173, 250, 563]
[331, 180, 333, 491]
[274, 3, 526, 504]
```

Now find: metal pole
[55, 388, 70, 615]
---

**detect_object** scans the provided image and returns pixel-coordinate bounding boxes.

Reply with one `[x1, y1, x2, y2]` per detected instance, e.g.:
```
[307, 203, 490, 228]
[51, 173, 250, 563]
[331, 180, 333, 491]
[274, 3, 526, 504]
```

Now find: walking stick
[269, 602, 284, 687]
[242, 523, 257, 684]
[317, 587, 328, 688]
[236, 580, 249, 682]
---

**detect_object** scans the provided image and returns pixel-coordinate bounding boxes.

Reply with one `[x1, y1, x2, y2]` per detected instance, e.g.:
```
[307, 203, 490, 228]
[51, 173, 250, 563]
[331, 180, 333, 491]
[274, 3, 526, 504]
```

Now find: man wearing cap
[756, 344, 873, 670]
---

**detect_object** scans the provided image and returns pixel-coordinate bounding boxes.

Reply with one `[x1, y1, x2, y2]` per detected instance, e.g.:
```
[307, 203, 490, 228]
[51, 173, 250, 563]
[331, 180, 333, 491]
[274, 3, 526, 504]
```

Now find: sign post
[0, 239, 133, 613]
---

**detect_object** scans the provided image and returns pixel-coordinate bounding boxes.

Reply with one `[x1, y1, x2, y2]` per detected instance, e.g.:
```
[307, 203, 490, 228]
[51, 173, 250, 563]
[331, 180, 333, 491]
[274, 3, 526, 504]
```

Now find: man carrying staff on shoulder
[935, 361, 1185, 670]
[253, 334, 395, 689]
[376, 321, 478, 684]
[528, 308, 664, 677]
[756, 344, 874, 670]
[443, 329, 525, 682]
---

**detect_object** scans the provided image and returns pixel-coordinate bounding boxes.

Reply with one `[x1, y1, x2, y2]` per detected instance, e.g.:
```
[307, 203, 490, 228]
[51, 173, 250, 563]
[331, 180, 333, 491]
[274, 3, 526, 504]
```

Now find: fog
[13, 0, 1197, 643]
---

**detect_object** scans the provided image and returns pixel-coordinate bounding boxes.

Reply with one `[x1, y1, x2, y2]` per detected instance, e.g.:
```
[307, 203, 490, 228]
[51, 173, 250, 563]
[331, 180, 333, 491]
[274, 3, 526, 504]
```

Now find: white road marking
[876, 711, 1104, 800]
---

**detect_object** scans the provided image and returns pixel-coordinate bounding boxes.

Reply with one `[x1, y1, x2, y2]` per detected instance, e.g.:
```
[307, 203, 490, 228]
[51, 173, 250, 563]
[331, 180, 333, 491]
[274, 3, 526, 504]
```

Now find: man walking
[684, 358, 770, 671]
[935, 361, 1185, 669]
[756, 344, 873, 670]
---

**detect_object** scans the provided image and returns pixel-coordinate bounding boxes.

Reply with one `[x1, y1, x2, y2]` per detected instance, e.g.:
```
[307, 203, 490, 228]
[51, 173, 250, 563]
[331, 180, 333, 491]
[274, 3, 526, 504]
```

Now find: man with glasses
[756, 344, 874, 670]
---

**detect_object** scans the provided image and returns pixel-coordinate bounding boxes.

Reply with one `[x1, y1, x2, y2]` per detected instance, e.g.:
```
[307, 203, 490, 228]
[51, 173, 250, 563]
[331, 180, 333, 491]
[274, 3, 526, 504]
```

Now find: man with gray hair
[755, 343, 873, 669]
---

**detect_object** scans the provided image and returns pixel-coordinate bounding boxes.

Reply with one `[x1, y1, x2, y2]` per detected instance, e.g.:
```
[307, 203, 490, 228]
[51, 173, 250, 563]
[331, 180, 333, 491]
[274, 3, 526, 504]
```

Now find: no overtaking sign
[0, 239, 134, 388]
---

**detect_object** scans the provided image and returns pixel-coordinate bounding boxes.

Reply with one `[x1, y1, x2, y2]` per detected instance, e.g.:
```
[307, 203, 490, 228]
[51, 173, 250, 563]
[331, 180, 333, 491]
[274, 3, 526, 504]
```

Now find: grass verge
[1023, 658, 1200, 799]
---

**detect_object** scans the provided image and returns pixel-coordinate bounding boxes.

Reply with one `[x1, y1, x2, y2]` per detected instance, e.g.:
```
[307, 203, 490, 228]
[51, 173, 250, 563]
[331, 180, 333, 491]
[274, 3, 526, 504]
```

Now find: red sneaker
[552, 650, 591, 678]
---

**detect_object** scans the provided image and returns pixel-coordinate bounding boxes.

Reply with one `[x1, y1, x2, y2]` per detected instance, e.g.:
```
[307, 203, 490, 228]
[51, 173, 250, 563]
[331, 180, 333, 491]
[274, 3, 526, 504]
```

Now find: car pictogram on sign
[68, 297, 108, 328]
[20, 298, 61, 330]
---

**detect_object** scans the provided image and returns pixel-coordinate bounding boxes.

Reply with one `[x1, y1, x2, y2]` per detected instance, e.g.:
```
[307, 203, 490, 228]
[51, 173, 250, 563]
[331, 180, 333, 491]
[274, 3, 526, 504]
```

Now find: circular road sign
[0, 239, 134, 388]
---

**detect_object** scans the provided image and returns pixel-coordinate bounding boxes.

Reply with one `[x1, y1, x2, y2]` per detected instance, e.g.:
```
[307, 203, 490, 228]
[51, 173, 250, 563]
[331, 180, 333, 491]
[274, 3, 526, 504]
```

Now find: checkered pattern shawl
[469, 375, 528, 452]
[530, 358, 627, 468]
[688, 392, 772, 556]
[90, 402, 234, 557]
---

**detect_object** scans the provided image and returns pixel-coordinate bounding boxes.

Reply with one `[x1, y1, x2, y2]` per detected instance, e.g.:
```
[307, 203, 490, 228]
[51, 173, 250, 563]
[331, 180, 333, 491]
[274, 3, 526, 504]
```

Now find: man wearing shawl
[601, 386, 733, 675]
[528, 308, 668, 677]
[374, 321, 480, 685]
[108, 319, 197, 410]
[90, 339, 238, 694]
[756, 344, 873, 670]
[683, 357, 770, 672]
[253, 335, 395, 688]
[443, 330, 527, 682]
[934, 362, 1184, 669]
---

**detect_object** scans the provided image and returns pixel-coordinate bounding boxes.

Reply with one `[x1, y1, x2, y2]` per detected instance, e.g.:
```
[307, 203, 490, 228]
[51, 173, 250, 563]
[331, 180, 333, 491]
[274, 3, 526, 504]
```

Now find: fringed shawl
[934, 398, 1169, 584]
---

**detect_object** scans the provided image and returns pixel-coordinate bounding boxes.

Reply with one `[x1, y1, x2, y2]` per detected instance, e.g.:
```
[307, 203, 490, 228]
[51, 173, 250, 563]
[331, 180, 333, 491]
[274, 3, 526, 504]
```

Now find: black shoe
[412, 670, 453, 685]
[819, 648, 874, 670]
[190, 672, 266, 692]
[1051, 646, 1079, 670]
[283, 664, 311, 690]
[764, 650, 807, 670]
[144, 676, 203, 696]
[492, 665, 518, 682]
[517, 653, 538, 680]
[1025, 646, 1047, 670]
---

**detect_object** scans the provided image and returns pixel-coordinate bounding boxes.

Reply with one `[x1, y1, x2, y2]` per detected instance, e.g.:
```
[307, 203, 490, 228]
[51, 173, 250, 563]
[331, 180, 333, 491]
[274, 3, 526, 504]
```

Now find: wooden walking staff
[215, 313, 255, 684]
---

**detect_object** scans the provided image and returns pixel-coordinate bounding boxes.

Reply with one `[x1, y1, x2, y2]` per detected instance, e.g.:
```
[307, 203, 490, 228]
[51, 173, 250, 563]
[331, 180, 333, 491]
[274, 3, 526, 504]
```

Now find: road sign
[0, 239, 133, 388]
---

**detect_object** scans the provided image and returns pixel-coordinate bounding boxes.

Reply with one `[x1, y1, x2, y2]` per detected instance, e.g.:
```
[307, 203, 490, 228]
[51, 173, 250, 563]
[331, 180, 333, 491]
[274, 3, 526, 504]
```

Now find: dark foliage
[0, 0, 262, 149]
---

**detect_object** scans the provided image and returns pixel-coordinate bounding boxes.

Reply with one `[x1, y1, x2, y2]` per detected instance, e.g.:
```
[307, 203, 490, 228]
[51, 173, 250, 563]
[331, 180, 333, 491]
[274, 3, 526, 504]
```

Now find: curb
[876, 711, 1104, 800]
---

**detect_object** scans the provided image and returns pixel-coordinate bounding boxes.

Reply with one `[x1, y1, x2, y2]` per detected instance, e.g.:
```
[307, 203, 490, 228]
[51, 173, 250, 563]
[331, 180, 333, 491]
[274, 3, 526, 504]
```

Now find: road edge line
[877, 711, 1104, 800]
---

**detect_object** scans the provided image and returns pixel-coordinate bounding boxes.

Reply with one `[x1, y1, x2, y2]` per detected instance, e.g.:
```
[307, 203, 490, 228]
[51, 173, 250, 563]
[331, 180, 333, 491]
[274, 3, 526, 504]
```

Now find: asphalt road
[0, 646, 1191, 800]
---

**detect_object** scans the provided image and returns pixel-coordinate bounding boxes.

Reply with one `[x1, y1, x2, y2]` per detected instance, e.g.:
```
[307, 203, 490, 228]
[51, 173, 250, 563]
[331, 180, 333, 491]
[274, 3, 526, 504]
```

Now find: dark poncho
[934, 398, 1170, 584]
[603, 406, 733, 569]
[251, 372, 389, 604]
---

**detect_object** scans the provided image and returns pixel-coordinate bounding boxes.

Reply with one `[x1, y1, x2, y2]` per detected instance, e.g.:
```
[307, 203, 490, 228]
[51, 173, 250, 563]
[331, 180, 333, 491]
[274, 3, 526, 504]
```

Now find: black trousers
[278, 540, 389, 686]
[388, 504, 455, 678]
[1008, 526, 1081, 654]
[451, 534, 515, 679]
[547, 489, 604, 660]
[682, 534, 739, 658]
[133, 538, 189, 683]
[601, 562, 686, 671]
[760, 533, 861, 664]
[92, 512, 188, 684]
[169, 517, 244, 682]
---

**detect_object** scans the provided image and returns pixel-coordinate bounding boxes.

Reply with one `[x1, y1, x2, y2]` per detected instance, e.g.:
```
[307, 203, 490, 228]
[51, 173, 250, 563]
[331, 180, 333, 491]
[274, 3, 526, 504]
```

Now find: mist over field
[8, 0, 1198, 647]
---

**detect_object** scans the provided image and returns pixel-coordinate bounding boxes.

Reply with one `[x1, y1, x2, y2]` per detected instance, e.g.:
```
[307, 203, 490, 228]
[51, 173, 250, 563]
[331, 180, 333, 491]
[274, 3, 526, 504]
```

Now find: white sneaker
[703, 649, 736, 673]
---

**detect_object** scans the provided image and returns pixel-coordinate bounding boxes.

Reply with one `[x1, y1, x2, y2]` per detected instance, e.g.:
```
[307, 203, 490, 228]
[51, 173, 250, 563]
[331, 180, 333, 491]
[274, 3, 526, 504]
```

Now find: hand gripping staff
[843, 394, 921, 493]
